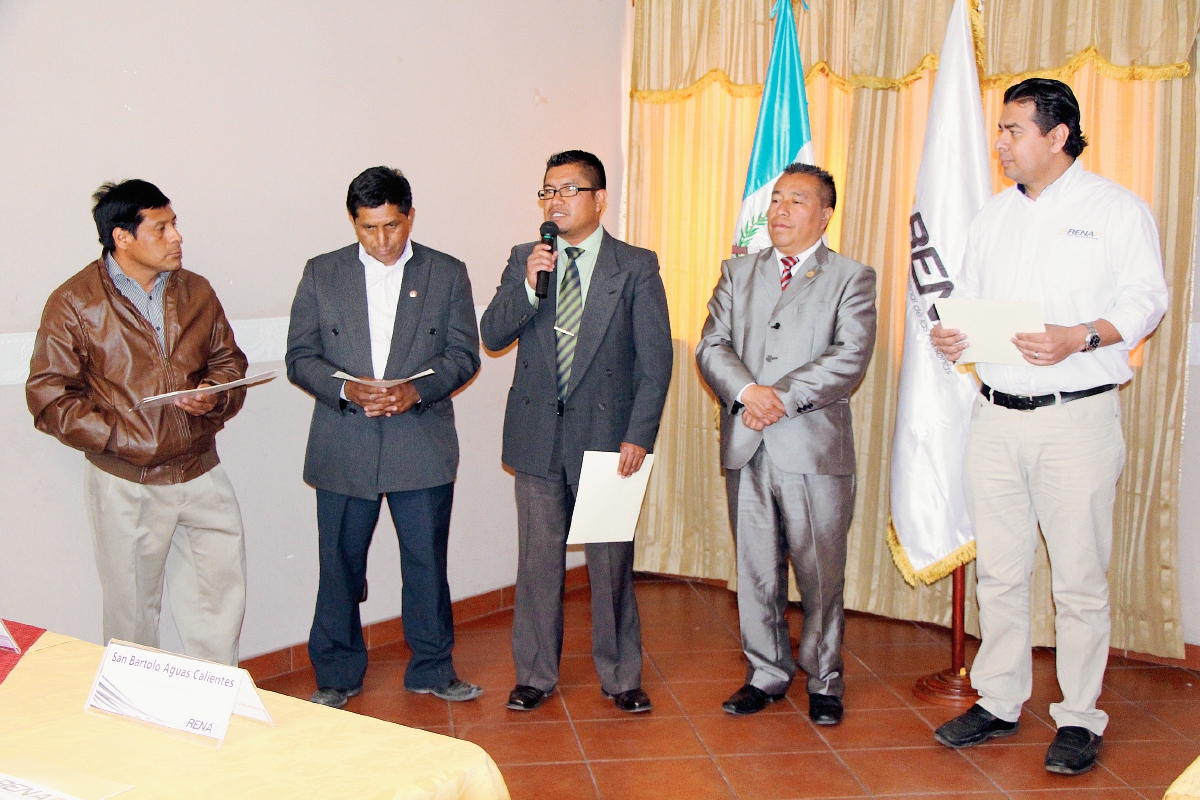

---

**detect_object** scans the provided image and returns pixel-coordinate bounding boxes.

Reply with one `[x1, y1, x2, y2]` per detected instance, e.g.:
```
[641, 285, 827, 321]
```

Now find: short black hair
[545, 150, 606, 190]
[780, 163, 837, 211]
[1003, 78, 1088, 158]
[346, 166, 413, 217]
[92, 180, 171, 252]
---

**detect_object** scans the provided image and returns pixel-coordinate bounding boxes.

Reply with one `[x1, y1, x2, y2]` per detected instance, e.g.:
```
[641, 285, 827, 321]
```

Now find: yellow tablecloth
[0, 634, 509, 800]
[1167, 755, 1200, 800]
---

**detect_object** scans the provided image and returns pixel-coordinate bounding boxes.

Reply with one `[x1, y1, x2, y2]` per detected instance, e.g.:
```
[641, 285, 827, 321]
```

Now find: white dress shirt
[954, 159, 1168, 395]
[737, 239, 823, 402]
[363, 239, 413, 379]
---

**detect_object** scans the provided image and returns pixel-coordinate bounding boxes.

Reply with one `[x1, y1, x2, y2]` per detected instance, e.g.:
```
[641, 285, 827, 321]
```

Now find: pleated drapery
[628, 0, 1199, 659]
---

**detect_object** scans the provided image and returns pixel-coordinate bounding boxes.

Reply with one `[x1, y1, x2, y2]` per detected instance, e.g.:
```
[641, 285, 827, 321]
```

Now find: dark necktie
[556, 247, 584, 398]
[780, 254, 799, 291]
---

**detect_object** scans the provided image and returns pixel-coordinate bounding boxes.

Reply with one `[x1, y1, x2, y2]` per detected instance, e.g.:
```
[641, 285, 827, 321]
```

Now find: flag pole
[913, 565, 978, 705]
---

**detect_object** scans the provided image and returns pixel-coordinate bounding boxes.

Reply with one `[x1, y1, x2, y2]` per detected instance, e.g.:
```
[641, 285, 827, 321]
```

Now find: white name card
[0, 757, 132, 800]
[0, 774, 87, 800]
[85, 641, 272, 746]
[0, 620, 19, 654]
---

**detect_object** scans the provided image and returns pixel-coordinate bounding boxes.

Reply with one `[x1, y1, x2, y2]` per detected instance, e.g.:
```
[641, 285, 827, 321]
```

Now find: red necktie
[780, 255, 799, 291]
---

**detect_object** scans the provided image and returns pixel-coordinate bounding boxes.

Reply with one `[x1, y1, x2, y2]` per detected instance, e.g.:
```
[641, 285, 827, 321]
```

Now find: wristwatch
[1083, 322, 1102, 352]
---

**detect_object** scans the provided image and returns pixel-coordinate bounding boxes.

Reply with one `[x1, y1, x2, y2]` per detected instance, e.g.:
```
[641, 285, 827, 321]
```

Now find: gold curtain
[629, 0, 1199, 658]
[980, 0, 1198, 81]
[631, 0, 1199, 95]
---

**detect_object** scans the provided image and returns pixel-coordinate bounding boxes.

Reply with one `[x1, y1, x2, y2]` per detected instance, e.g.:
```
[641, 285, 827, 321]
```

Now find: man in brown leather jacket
[26, 180, 250, 666]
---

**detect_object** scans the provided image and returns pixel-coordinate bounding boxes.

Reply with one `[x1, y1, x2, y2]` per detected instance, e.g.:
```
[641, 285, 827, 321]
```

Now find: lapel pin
[805, 270, 815, 278]
[408, 289, 418, 298]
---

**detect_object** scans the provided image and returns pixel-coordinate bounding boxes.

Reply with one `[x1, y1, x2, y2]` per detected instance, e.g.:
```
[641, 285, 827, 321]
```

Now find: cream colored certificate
[566, 452, 656, 544]
[133, 371, 277, 410]
[332, 369, 433, 388]
[933, 298, 1045, 367]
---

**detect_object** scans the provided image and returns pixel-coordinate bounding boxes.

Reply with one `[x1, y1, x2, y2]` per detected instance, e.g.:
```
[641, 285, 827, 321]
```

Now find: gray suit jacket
[480, 230, 673, 484]
[696, 244, 877, 475]
[286, 242, 480, 499]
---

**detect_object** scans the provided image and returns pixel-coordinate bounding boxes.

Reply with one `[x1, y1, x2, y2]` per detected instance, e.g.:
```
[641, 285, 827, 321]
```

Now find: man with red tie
[697, 164, 877, 724]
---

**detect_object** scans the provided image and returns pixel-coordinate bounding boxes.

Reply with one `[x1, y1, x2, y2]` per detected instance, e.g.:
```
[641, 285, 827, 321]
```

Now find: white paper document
[332, 369, 433, 389]
[566, 451, 656, 545]
[933, 298, 1045, 367]
[133, 370, 277, 410]
[85, 640, 272, 747]
[0, 758, 133, 800]
[0, 619, 19, 654]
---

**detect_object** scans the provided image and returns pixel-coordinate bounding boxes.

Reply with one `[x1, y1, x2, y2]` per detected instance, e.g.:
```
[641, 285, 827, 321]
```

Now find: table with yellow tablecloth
[0, 632, 510, 800]
[1168, 756, 1200, 800]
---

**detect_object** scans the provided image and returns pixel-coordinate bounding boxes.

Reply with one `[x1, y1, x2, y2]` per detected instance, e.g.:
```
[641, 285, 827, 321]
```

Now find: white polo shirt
[953, 159, 1168, 395]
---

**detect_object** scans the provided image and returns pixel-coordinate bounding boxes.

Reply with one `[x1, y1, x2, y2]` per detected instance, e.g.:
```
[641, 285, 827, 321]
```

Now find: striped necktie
[556, 247, 584, 398]
[780, 254, 799, 291]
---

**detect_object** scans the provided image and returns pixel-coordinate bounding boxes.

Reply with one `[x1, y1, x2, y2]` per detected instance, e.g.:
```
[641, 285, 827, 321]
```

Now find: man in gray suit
[480, 150, 672, 714]
[286, 167, 482, 708]
[697, 163, 876, 725]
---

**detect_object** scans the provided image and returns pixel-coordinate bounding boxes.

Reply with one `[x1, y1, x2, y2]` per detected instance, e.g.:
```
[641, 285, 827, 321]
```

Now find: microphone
[535, 221, 559, 299]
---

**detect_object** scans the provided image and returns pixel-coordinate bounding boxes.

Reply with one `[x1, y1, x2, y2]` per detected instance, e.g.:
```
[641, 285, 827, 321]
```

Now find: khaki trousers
[83, 461, 247, 666]
[965, 389, 1125, 735]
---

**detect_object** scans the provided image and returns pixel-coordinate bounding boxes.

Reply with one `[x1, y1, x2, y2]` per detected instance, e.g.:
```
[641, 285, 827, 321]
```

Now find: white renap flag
[888, 0, 992, 585]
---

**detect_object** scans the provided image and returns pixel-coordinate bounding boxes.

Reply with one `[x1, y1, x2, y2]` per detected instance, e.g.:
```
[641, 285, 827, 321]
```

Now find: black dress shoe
[934, 703, 1019, 748]
[722, 684, 785, 715]
[506, 684, 550, 711]
[602, 687, 653, 713]
[808, 693, 843, 725]
[1044, 726, 1103, 774]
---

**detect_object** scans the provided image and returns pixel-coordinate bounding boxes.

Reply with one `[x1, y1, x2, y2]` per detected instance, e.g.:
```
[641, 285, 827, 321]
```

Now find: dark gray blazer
[696, 244, 877, 475]
[480, 231, 672, 484]
[286, 242, 480, 499]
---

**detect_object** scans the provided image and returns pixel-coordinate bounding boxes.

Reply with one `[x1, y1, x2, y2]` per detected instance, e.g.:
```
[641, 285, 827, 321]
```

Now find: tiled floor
[260, 576, 1200, 799]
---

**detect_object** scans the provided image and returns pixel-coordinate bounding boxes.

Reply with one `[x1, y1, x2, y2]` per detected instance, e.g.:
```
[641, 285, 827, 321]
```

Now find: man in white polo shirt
[930, 79, 1168, 775]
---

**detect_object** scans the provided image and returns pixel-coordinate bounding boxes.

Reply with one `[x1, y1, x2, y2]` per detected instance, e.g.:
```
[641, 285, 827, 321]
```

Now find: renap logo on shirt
[1061, 227, 1101, 239]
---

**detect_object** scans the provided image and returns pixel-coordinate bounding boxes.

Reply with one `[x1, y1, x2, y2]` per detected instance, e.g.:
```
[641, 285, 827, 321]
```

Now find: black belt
[980, 383, 1116, 411]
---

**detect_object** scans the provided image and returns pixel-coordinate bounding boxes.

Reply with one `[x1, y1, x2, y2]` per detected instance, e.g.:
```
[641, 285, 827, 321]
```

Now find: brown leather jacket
[26, 257, 248, 485]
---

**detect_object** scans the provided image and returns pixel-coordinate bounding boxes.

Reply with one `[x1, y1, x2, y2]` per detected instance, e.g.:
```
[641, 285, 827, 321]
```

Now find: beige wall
[0, 0, 631, 657]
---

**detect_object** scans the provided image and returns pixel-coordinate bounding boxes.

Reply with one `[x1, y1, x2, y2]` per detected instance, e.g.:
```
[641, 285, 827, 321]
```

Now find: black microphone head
[539, 221, 559, 241]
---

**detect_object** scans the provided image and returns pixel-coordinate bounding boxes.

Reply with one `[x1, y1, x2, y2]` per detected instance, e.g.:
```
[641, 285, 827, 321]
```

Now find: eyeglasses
[537, 186, 599, 200]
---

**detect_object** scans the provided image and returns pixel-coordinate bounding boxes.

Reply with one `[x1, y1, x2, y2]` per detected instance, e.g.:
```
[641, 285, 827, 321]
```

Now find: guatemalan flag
[732, 0, 813, 256]
[888, 0, 992, 585]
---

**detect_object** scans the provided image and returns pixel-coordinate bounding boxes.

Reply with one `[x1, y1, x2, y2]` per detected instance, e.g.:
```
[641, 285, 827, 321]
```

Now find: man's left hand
[617, 442, 647, 477]
[174, 384, 219, 416]
[362, 382, 421, 417]
[1013, 324, 1085, 366]
[741, 409, 767, 431]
